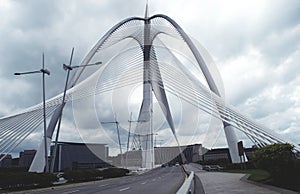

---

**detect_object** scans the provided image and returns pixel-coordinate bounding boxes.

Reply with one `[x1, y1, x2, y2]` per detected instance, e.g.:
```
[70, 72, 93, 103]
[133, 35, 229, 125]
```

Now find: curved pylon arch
[70, 14, 240, 163]
[1, 13, 298, 172]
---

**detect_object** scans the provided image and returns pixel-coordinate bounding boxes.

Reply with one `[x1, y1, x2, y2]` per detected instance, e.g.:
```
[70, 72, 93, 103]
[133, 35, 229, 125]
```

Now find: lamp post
[50, 48, 102, 172]
[101, 118, 123, 167]
[14, 53, 50, 173]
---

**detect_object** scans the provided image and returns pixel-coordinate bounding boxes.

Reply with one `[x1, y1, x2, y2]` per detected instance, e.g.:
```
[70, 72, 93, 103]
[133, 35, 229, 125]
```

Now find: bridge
[0, 4, 299, 175]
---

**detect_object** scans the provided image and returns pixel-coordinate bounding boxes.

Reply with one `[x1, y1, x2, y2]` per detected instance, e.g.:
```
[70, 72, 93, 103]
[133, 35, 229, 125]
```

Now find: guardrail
[176, 171, 194, 194]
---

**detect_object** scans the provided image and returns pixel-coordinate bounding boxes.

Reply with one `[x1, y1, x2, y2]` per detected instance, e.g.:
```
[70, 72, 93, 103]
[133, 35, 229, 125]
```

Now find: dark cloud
[0, 0, 299, 154]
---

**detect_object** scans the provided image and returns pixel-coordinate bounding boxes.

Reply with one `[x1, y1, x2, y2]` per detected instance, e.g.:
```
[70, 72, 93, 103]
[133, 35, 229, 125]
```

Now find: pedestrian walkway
[196, 171, 287, 194]
[184, 163, 297, 194]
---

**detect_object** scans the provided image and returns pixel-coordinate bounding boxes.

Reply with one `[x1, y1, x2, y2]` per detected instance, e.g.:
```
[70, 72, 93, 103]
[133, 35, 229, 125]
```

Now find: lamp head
[40, 69, 50, 75]
[63, 64, 73, 71]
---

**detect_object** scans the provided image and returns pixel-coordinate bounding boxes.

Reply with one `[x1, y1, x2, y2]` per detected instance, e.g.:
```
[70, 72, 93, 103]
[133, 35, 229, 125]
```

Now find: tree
[253, 143, 296, 184]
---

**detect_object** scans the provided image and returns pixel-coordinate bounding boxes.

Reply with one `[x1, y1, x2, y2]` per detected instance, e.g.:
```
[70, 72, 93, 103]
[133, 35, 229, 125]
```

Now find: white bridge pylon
[1, 12, 299, 172]
[132, 6, 180, 168]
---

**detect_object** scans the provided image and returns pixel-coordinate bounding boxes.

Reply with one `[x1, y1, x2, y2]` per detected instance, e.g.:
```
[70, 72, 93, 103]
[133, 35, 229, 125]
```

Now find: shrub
[253, 143, 300, 191]
[0, 171, 56, 191]
[63, 169, 102, 182]
[101, 168, 129, 178]
[63, 168, 129, 183]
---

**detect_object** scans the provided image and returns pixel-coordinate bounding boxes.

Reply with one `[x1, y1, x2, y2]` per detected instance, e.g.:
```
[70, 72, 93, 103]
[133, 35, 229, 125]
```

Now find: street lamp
[63, 61, 102, 71]
[14, 53, 50, 173]
[50, 47, 102, 172]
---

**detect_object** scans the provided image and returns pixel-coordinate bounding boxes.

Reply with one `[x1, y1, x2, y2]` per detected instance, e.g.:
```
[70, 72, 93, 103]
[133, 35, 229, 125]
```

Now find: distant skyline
[0, 0, 299, 156]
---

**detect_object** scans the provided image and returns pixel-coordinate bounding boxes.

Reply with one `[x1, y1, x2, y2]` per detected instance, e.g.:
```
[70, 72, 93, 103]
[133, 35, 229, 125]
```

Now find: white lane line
[62, 190, 80, 194]
[119, 187, 130, 191]
[98, 183, 109, 187]
[141, 181, 147, 184]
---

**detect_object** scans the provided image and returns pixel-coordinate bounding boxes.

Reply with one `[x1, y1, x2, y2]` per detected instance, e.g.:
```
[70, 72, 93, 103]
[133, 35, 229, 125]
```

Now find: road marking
[152, 178, 156, 181]
[62, 190, 80, 194]
[119, 187, 130, 191]
[141, 181, 147, 184]
[98, 183, 109, 187]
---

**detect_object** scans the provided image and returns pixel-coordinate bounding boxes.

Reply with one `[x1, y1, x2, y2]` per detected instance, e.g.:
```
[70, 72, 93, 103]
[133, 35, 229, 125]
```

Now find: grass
[221, 169, 271, 182]
[222, 168, 300, 192]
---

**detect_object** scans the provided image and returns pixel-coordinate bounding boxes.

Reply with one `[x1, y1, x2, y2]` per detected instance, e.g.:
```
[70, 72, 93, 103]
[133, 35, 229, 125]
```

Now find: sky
[0, 0, 299, 156]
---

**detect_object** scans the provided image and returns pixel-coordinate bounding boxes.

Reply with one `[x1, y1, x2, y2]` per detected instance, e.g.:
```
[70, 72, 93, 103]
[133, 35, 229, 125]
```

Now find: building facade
[0, 154, 12, 168]
[111, 144, 205, 167]
[203, 147, 257, 163]
[19, 150, 36, 168]
[51, 142, 110, 171]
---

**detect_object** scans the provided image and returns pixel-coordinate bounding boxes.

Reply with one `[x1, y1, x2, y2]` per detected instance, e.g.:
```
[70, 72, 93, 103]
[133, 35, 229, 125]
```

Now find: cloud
[0, 0, 299, 158]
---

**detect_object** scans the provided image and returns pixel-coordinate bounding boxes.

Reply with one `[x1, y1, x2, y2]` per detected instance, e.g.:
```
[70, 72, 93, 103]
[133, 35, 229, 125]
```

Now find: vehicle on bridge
[202, 165, 223, 171]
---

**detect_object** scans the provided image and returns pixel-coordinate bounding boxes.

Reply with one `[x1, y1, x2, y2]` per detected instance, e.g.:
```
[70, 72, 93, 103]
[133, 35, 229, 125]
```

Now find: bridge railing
[176, 171, 194, 194]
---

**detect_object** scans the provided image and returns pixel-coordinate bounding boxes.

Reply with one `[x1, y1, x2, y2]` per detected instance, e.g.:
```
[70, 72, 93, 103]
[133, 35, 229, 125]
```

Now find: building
[19, 150, 36, 168]
[203, 148, 231, 161]
[203, 147, 257, 163]
[111, 144, 205, 167]
[0, 154, 12, 168]
[244, 147, 257, 160]
[51, 142, 110, 171]
[155, 144, 204, 165]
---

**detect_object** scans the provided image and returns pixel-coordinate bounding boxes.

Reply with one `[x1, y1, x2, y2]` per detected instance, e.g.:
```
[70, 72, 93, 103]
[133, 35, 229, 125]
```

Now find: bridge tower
[136, 2, 154, 169]
[24, 3, 300, 172]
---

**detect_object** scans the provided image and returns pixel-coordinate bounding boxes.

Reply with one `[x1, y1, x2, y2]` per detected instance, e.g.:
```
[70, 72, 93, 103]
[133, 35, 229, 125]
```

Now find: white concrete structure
[1, 6, 300, 172]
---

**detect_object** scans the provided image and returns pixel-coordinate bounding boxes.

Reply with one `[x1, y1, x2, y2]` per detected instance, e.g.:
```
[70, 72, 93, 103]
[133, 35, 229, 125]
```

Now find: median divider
[176, 171, 194, 194]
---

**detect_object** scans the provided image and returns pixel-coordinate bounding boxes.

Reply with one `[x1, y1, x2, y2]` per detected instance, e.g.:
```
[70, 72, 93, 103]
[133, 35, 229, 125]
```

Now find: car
[202, 165, 211, 171]
[210, 165, 223, 170]
[128, 170, 138, 175]
[202, 165, 223, 171]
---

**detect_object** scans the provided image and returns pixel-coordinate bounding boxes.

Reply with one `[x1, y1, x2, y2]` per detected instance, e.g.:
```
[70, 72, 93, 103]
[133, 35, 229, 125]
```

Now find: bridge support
[224, 124, 240, 163]
[29, 105, 64, 172]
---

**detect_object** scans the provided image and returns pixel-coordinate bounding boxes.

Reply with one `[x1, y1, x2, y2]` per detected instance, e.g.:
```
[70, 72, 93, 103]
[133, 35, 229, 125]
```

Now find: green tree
[253, 143, 296, 184]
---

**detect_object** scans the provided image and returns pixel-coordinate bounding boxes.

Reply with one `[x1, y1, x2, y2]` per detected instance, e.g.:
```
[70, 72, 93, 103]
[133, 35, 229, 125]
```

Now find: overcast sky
[1, 0, 299, 155]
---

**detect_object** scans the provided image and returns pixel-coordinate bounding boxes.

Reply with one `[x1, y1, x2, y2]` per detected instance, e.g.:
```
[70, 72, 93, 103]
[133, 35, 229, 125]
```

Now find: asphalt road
[31, 166, 185, 194]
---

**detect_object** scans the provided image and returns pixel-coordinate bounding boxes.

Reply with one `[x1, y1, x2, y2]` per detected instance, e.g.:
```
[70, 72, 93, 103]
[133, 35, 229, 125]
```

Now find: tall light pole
[14, 53, 50, 173]
[50, 48, 102, 172]
[101, 114, 124, 167]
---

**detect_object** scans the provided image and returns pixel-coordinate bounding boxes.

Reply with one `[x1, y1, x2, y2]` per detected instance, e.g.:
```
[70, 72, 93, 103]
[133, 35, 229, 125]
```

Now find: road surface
[25, 166, 185, 194]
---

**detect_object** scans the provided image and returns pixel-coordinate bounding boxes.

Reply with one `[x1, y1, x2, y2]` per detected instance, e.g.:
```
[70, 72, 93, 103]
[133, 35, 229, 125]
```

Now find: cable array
[1, 14, 299, 162]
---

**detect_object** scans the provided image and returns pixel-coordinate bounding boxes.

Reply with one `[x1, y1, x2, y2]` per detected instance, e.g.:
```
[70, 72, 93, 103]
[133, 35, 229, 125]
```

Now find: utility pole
[127, 113, 141, 152]
[101, 115, 123, 167]
[127, 112, 133, 153]
[14, 53, 50, 173]
[49, 48, 101, 173]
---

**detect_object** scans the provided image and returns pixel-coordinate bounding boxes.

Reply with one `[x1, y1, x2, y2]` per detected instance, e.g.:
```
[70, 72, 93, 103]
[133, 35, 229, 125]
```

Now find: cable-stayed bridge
[1, 11, 299, 172]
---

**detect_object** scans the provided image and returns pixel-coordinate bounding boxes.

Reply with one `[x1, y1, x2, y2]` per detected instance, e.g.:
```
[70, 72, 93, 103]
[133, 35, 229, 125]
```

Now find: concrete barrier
[176, 171, 194, 194]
